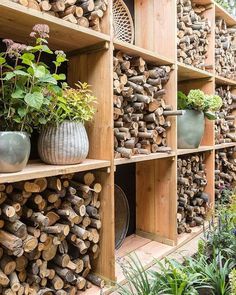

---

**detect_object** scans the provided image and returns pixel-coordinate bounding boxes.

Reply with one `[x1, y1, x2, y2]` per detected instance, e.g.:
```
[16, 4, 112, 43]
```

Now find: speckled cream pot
[38, 122, 89, 165]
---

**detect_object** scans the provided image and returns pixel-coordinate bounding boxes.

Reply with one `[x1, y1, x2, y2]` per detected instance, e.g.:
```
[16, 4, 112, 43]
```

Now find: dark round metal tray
[115, 184, 130, 249]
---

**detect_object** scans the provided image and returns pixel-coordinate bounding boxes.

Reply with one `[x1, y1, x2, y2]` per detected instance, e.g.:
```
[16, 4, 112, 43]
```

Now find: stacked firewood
[177, 153, 209, 234]
[113, 51, 180, 159]
[10, 0, 108, 31]
[0, 172, 104, 294]
[177, 0, 212, 69]
[215, 147, 236, 200]
[215, 18, 236, 79]
[215, 86, 236, 144]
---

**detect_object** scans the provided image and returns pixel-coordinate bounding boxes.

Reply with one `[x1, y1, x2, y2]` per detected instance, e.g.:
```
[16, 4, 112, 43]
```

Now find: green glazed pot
[0, 132, 31, 173]
[177, 110, 205, 149]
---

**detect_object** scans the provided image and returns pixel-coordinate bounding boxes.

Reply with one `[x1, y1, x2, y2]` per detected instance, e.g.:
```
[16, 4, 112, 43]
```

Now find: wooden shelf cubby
[0, 1, 235, 293]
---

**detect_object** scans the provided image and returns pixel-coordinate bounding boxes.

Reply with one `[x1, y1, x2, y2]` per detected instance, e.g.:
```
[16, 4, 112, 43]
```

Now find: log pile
[10, 0, 108, 32]
[0, 172, 104, 294]
[215, 86, 236, 144]
[177, 153, 209, 234]
[215, 147, 236, 200]
[215, 18, 236, 79]
[113, 51, 180, 159]
[177, 0, 212, 70]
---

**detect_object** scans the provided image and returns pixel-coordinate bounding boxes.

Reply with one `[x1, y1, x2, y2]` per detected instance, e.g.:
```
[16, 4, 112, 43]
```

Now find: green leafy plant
[117, 255, 205, 295]
[40, 82, 97, 126]
[186, 253, 235, 295]
[151, 259, 205, 295]
[177, 89, 222, 120]
[0, 24, 67, 133]
[229, 268, 236, 295]
[215, 0, 230, 11]
[117, 255, 155, 295]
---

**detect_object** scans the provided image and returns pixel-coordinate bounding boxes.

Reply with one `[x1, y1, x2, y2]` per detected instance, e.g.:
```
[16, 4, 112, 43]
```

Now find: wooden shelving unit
[0, 0, 235, 293]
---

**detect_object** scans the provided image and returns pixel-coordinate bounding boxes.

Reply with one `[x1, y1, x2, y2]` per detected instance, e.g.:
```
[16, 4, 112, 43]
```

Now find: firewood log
[177, 153, 209, 234]
[177, 0, 212, 70]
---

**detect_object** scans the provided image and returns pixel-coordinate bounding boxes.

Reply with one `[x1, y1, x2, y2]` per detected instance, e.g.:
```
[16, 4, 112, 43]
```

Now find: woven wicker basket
[113, 0, 134, 44]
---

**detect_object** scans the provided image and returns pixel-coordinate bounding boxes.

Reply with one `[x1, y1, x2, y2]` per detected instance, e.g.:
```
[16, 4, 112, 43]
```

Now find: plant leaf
[33, 65, 46, 78]
[14, 70, 30, 77]
[2, 72, 15, 80]
[18, 107, 27, 118]
[24, 92, 44, 109]
[11, 89, 24, 99]
[0, 57, 6, 65]
[205, 111, 216, 120]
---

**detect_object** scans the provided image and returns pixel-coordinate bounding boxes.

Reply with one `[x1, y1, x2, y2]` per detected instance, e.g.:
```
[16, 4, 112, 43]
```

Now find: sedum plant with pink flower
[0, 24, 67, 133]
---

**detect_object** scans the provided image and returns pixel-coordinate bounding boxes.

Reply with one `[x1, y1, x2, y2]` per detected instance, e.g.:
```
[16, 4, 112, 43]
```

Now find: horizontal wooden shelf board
[114, 40, 174, 65]
[177, 223, 207, 247]
[177, 62, 213, 81]
[177, 146, 213, 155]
[215, 75, 236, 86]
[0, 159, 110, 184]
[115, 235, 173, 285]
[116, 234, 151, 258]
[0, 0, 110, 52]
[215, 142, 236, 150]
[194, 0, 213, 4]
[115, 152, 176, 166]
[215, 2, 236, 26]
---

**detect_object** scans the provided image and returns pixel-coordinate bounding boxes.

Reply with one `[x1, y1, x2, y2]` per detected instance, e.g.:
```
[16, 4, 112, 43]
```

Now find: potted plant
[177, 89, 222, 149]
[0, 24, 67, 172]
[38, 82, 96, 165]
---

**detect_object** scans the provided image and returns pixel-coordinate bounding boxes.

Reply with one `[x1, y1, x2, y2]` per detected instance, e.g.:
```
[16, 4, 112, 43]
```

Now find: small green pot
[0, 131, 31, 173]
[177, 110, 205, 149]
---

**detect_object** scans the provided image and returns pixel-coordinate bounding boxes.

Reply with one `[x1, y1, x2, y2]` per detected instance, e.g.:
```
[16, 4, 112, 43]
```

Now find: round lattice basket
[113, 0, 134, 44]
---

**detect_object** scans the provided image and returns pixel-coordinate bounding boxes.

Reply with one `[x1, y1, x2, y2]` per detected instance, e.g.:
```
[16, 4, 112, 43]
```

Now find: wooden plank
[135, 0, 176, 60]
[0, 160, 110, 184]
[177, 146, 214, 155]
[177, 223, 207, 246]
[68, 47, 113, 162]
[154, 158, 177, 243]
[136, 158, 177, 243]
[203, 1, 215, 74]
[134, 0, 154, 52]
[113, 40, 174, 65]
[116, 234, 151, 258]
[114, 152, 176, 166]
[0, 0, 110, 52]
[204, 151, 215, 208]
[215, 142, 236, 150]
[178, 62, 213, 81]
[136, 161, 156, 234]
[153, 0, 177, 60]
[215, 75, 236, 86]
[165, 69, 178, 150]
[93, 171, 115, 281]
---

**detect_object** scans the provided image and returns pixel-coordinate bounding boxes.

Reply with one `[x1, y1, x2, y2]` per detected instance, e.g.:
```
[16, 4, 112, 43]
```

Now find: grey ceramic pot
[0, 132, 30, 173]
[177, 110, 205, 149]
[38, 122, 89, 165]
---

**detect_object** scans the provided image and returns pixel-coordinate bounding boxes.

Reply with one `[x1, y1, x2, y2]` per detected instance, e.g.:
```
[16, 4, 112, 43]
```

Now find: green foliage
[215, 0, 230, 10]
[151, 259, 204, 295]
[0, 24, 67, 133]
[117, 255, 155, 295]
[39, 82, 97, 126]
[229, 268, 236, 295]
[186, 253, 234, 295]
[116, 188, 236, 295]
[178, 90, 222, 120]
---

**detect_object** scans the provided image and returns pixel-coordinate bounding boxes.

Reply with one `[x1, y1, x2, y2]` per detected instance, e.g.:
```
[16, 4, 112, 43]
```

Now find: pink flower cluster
[30, 24, 50, 39]
[2, 39, 27, 57]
